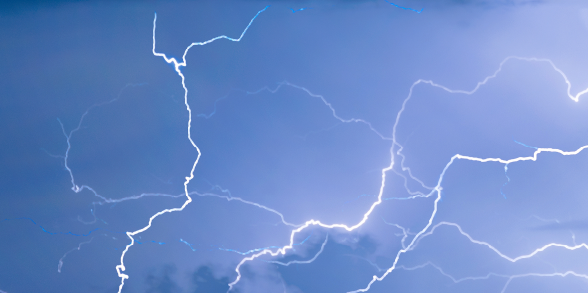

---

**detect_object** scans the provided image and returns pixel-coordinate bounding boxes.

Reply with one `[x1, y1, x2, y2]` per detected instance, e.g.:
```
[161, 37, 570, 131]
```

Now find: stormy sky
[2, 0, 588, 292]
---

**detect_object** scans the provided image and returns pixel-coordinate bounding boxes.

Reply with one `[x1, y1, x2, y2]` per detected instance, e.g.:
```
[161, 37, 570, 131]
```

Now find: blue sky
[2, 1, 588, 292]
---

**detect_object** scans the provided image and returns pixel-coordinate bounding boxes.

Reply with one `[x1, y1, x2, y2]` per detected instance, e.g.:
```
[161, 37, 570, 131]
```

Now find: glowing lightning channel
[227, 56, 588, 293]
[114, 7, 269, 292]
[58, 237, 94, 273]
[390, 56, 588, 200]
[500, 164, 510, 199]
[381, 218, 413, 249]
[351, 56, 588, 292]
[344, 254, 386, 272]
[52, 81, 195, 228]
[202, 81, 392, 140]
[197, 185, 301, 227]
[410, 221, 588, 263]
[396, 262, 588, 293]
[58, 83, 145, 196]
[220, 234, 313, 256]
[268, 234, 329, 266]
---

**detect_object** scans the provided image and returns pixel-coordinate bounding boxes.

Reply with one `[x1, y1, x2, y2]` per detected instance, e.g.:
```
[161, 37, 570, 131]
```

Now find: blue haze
[2, 1, 588, 293]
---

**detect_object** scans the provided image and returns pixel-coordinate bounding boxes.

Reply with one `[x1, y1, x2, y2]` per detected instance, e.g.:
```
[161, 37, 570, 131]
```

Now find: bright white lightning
[226, 56, 588, 293]
[381, 218, 414, 249]
[114, 6, 269, 292]
[268, 234, 329, 266]
[57, 83, 148, 200]
[397, 262, 588, 293]
[412, 221, 588, 263]
[243, 81, 393, 141]
[193, 188, 301, 227]
[344, 254, 387, 272]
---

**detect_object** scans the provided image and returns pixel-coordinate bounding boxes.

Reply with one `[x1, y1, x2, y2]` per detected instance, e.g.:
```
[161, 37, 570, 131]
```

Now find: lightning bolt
[195, 186, 301, 227]
[86, 5, 588, 291]
[58, 237, 94, 273]
[223, 56, 588, 292]
[398, 262, 588, 293]
[268, 234, 329, 266]
[114, 6, 269, 292]
[381, 218, 414, 249]
[411, 221, 587, 262]
[211, 81, 392, 141]
[218, 234, 314, 256]
[57, 83, 146, 196]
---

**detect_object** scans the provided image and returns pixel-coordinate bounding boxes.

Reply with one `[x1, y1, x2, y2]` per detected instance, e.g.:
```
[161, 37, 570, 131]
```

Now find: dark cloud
[145, 264, 181, 293]
[192, 266, 230, 293]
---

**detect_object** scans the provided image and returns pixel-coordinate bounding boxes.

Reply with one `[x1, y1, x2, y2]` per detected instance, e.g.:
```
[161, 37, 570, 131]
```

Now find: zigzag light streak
[352, 57, 588, 292]
[199, 81, 392, 140]
[268, 234, 329, 266]
[253, 81, 392, 140]
[411, 222, 588, 263]
[221, 234, 314, 256]
[227, 138, 400, 292]
[524, 215, 561, 224]
[193, 189, 301, 227]
[179, 234, 312, 254]
[381, 218, 414, 249]
[53, 82, 199, 228]
[396, 262, 588, 293]
[390, 56, 587, 198]
[58, 237, 94, 273]
[499, 271, 588, 293]
[58, 83, 145, 195]
[226, 56, 588, 292]
[344, 254, 386, 272]
[114, 7, 269, 292]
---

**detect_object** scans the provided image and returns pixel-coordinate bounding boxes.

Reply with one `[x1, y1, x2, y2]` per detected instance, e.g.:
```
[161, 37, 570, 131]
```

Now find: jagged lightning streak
[381, 218, 413, 249]
[219, 234, 314, 256]
[500, 271, 588, 293]
[196, 186, 301, 227]
[114, 7, 269, 292]
[53, 82, 193, 228]
[179, 233, 312, 254]
[268, 234, 329, 266]
[58, 83, 145, 195]
[227, 139, 401, 292]
[395, 262, 588, 293]
[351, 57, 588, 293]
[411, 221, 588, 262]
[227, 56, 588, 293]
[58, 237, 94, 273]
[391, 56, 587, 199]
[352, 148, 588, 293]
[344, 254, 386, 272]
[383, 0, 423, 13]
[199, 81, 392, 140]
